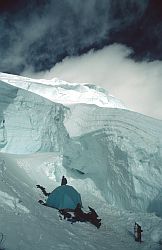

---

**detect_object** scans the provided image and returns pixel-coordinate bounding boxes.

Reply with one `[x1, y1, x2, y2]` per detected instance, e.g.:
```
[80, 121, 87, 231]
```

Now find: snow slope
[0, 152, 161, 250]
[0, 72, 162, 249]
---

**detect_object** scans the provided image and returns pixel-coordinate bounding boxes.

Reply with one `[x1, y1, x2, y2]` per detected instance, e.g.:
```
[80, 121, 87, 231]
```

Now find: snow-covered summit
[0, 72, 125, 109]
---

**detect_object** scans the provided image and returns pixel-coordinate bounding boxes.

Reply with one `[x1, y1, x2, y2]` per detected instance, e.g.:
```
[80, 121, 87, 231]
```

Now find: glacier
[0, 72, 162, 214]
[0, 72, 162, 249]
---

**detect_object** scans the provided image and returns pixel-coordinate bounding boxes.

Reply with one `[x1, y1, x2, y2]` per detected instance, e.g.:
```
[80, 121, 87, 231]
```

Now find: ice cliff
[0, 72, 162, 217]
[0, 80, 68, 154]
[63, 104, 162, 215]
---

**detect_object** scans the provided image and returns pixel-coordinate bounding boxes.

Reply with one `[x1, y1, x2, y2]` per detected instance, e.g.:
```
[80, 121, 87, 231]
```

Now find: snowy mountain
[0, 73, 162, 250]
[0, 72, 125, 108]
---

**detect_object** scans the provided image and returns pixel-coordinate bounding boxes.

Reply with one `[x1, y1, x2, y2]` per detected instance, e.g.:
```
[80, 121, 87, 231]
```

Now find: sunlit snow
[0, 72, 126, 108]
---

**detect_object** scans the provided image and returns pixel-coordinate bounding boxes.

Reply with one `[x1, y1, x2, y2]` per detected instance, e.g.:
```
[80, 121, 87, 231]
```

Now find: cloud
[0, 0, 149, 73]
[26, 44, 162, 120]
[0, 8, 52, 73]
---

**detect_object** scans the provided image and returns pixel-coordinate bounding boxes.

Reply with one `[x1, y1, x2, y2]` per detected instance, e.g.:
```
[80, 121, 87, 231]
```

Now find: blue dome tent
[46, 185, 82, 210]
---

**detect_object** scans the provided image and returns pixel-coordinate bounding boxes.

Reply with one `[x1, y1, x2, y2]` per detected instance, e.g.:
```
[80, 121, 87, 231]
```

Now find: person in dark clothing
[137, 224, 143, 243]
[61, 176, 67, 185]
[134, 222, 143, 242]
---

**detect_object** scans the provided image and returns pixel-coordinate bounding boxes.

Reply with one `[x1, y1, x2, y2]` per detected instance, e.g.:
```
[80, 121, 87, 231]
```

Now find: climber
[134, 222, 143, 242]
[0, 120, 5, 128]
[61, 175, 67, 185]
[0, 119, 7, 145]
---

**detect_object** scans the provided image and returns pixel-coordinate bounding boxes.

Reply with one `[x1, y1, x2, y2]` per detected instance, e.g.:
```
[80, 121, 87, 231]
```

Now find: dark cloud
[1, 0, 162, 75]
[110, 0, 162, 61]
[0, 0, 26, 12]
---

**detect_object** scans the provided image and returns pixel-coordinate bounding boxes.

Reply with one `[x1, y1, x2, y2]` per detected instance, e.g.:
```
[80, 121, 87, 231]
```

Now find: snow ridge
[0, 72, 126, 108]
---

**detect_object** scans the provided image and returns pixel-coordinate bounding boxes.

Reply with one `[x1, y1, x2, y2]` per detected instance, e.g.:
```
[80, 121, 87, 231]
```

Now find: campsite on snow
[0, 73, 162, 250]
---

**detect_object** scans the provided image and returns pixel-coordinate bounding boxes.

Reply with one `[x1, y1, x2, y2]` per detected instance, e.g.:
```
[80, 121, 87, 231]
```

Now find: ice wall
[63, 104, 162, 215]
[0, 81, 68, 154]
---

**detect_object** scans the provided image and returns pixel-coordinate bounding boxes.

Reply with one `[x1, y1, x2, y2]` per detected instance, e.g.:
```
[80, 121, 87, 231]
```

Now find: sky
[0, 0, 162, 120]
